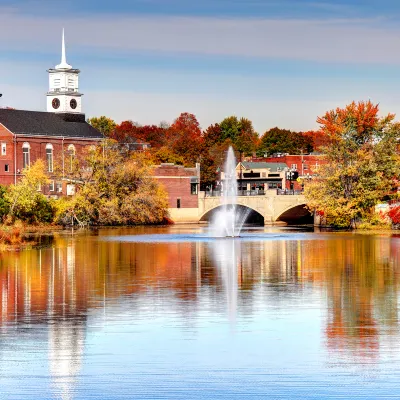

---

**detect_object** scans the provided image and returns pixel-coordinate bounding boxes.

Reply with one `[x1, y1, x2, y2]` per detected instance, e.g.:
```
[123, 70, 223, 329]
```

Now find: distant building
[0, 30, 103, 194]
[220, 161, 288, 194]
[251, 153, 326, 190]
[153, 163, 200, 223]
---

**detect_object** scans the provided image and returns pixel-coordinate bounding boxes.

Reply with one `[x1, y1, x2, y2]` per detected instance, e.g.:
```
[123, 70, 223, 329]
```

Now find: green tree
[6, 160, 54, 224]
[0, 185, 10, 219]
[219, 116, 258, 155]
[258, 127, 313, 156]
[304, 101, 400, 228]
[87, 116, 117, 137]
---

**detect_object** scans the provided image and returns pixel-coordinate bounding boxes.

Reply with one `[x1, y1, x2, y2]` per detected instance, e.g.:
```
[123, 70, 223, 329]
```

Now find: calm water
[1, 225, 400, 399]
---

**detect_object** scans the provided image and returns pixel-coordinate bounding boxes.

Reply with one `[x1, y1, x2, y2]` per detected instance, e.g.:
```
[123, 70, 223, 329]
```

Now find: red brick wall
[263, 155, 326, 176]
[0, 126, 100, 194]
[0, 124, 15, 185]
[153, 164, 199, 208]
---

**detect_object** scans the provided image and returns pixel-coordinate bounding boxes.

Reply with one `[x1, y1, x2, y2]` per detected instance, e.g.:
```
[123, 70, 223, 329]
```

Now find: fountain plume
[210, 147, 250, 237]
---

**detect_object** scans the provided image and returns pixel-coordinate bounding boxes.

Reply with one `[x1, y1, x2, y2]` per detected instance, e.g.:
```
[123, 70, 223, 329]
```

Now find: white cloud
[0, 9, 399, 64]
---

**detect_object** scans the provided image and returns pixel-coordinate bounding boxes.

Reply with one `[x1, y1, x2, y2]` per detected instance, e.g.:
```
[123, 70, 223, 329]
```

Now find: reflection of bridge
[198, 192, 311, 224]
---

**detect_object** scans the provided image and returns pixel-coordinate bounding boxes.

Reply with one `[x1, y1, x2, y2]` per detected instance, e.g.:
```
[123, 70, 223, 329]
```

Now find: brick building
[0, 110, 102, 190]
[0, 30, 102, 194]
[253, 153, 327, 190]
[153, 163, 200, 223]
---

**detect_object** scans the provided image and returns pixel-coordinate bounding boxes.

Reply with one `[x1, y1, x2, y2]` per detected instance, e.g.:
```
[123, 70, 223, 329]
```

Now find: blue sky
[2, 0, 400, 132]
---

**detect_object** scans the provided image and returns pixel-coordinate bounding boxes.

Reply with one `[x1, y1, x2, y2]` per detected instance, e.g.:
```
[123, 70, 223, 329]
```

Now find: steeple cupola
[47, 29, 83, 114]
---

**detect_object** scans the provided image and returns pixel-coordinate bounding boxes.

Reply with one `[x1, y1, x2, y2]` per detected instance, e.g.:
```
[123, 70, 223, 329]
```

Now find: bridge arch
[275, 203, 313, 224]
[200, 204, 264, 225]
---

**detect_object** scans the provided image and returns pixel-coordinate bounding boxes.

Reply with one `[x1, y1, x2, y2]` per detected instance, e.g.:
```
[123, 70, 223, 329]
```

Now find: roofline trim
[13, 133, 103, 140]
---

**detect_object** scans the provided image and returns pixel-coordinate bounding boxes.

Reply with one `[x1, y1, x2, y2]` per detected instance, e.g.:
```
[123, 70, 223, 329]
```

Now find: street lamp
[286, 169, 299, 194]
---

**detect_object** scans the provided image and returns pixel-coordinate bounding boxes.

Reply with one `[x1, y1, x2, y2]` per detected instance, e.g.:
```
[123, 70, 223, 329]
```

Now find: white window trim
[46, 144, 54, 173]
[22, 142, 30, 169]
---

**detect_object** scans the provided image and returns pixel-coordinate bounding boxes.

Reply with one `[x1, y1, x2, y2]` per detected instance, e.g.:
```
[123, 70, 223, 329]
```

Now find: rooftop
[0, 109, 103, 139]
[240, 162, 288, 172]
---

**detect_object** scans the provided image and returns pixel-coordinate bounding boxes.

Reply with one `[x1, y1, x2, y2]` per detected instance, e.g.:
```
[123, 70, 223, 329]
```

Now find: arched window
[68, 144, 75, 172]
[22, 142, 30, 169]
[46, 143, 53, 173]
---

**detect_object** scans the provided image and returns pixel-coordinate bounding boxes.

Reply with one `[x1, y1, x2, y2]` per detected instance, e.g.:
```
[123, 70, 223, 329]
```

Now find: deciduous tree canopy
[304, 101, 400, 228]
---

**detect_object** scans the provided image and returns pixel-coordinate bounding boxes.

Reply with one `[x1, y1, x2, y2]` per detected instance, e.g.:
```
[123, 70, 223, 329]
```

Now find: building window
[1, 143, 6, 156]
[291, 164, 298, 170]
[4, 164, 9, 172]
[22, 142, 30, 169]
[315, 162, 319, 171]
[190, 183, 198, 195]
[46, 144, 53, 172]
[56, 181, 63, 193]
[49, 180, 55, 192]
[303, 164, 308, 170]
[68, 144, 75, 172]
[177, 198, 181, 209]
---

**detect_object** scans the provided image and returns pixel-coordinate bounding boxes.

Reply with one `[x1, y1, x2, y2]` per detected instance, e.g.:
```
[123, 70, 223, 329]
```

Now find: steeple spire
[55, 28, 72, 69]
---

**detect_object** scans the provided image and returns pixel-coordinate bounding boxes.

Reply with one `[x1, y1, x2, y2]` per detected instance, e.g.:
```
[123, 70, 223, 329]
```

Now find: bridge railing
[204, 189, 304, 197]
[276, 189, 304, 195]
[205, 189, 266, 197]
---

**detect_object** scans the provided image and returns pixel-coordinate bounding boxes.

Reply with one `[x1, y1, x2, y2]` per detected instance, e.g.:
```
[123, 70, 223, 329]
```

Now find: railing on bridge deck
[205, 189, 265, 197]
[276, 189, 304, 195]
[204, 189, 304, 197]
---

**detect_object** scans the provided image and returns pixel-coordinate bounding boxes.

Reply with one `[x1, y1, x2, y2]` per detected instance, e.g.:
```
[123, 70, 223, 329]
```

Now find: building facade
[253, 153, 327, 190]
[153, 163, 200, 223]
[0, 31, 102, 195]
[218, 161, 288, 195]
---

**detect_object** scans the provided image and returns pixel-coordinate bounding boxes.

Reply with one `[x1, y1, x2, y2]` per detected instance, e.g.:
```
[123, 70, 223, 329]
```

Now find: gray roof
[241, 162, 288, 172]
[0, 109, 103, 139]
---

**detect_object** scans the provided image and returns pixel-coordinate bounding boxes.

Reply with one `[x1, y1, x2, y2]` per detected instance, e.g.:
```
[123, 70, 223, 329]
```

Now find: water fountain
[210, 147, 250, 237]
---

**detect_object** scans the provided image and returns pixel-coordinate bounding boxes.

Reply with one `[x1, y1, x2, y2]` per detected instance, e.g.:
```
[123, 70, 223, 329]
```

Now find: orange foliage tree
[168, 112, 204, 166]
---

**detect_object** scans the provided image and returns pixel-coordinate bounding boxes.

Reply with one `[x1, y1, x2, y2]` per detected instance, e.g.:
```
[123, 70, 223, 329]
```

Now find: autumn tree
[303, 130, 330, 152]
[111, 121, 168, 148]
[168, 112, 203, 166]
[304, 101, 400, 228]
[87, 116, 117, 137]
[55, 146, 169, 226]
[200, 124, 231, 188]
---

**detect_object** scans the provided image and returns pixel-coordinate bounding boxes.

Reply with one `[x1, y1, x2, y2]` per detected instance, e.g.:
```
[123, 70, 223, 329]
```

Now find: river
[0, 225, 400, 399]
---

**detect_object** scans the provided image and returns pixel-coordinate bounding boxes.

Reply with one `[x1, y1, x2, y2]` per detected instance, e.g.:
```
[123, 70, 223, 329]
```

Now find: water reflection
[211, 239, 240, 323]
[0, 229, 400, 397]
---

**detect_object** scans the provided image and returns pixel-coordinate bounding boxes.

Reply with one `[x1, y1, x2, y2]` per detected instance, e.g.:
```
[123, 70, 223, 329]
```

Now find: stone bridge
[197, 192, 311, 225]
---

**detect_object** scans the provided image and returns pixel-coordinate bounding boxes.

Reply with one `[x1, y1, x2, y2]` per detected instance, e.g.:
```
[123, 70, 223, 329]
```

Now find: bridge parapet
[198, 191, 307, 224]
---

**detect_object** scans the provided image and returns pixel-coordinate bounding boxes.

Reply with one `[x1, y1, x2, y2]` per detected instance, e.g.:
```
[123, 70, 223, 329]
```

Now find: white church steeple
[47, 29, 83, 114]
[55, 29, 72, 70]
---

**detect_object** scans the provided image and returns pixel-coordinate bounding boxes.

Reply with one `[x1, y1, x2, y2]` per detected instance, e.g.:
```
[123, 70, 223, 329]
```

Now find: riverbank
[0, 223, 64, 251]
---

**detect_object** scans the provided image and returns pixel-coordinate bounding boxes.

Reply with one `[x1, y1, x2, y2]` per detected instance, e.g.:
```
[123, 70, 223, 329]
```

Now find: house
[0, 30, 103, 195]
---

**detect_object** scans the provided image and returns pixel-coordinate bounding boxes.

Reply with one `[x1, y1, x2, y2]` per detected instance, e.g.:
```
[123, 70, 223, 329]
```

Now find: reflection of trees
[302, 235, 400, 361]
[0, 230, 399, 365]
